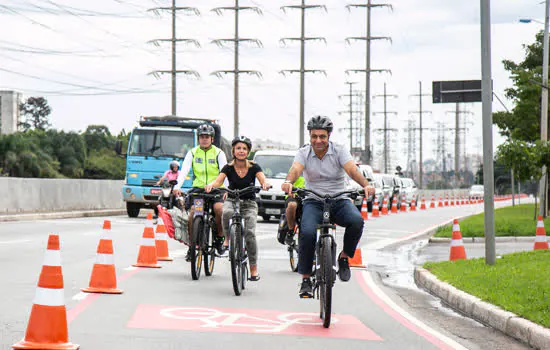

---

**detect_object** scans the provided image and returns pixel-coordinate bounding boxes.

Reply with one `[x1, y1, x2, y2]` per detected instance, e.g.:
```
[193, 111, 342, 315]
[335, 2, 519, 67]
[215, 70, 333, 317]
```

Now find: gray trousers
[222, 199, 259, 266]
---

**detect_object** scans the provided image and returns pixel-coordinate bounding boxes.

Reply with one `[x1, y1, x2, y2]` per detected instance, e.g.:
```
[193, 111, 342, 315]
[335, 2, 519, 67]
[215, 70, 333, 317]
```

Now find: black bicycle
[187, 189, 223, 281]
[219, 186, 262, 296]
[277, 201, 302, 272]
[294, 187, 364, 328]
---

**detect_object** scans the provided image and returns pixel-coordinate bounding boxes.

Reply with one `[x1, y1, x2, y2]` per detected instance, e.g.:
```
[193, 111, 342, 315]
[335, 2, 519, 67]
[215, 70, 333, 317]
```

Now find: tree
[19, 97, 52, 131]
[493, 31, 548, 141]
[84, 125, 113, 153]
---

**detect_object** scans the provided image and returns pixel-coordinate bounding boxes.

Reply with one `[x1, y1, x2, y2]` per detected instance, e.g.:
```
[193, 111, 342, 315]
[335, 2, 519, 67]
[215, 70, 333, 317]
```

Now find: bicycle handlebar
[292, 187, 365, 200]
[187, 188, 223, 200]
[218, 186, 264, 199]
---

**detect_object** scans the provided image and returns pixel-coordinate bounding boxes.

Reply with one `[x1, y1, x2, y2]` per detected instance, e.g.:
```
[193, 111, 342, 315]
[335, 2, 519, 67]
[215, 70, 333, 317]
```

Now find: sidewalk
[0, 209, 126, 222]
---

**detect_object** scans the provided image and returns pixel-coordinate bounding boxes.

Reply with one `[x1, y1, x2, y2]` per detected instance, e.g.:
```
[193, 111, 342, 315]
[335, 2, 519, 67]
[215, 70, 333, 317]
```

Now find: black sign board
[432, 80, 482, 103]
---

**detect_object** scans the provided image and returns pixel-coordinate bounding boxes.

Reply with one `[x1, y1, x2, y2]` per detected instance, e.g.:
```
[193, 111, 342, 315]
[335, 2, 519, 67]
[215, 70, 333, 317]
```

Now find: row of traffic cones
[13, 212, 173, 349]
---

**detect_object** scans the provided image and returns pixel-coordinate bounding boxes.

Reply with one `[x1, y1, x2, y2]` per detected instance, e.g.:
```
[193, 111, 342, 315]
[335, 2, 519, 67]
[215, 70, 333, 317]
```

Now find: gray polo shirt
[294, 142, 353, 199]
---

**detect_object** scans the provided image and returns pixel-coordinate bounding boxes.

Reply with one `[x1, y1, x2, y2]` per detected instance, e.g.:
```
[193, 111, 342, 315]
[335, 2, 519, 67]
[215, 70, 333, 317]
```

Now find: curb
[429, 236, 537, 243]
[0, 209, 126, 222]
[414, 267, 550, 349]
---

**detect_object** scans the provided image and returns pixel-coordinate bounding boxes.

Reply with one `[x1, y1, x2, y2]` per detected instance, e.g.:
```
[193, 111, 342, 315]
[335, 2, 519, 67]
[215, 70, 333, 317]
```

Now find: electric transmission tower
[345, 0, 392, 163]
[148, 1, 200, 115]
[280, 1, 327, 147]
[211, 1, 263, 138]
[408, 81, 432, 189]
[445, 104, 473, 184]
[337, 82, 363, 153]
[403, 119, 417, 180]
[373, 82, 398, 173]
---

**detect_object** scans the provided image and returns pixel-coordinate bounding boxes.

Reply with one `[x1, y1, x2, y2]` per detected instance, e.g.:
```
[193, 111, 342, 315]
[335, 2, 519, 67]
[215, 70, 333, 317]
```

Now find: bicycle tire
[204, 217, 215, 276]
[319, 235, 333, 328]
[190, 217, 204, 280]
[229, 224, 243, 296]
[288, 227, 299, 272]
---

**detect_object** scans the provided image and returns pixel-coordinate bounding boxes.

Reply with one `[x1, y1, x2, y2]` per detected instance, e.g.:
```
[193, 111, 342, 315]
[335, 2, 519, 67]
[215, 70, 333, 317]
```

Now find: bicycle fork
[312, 225, 337, 298]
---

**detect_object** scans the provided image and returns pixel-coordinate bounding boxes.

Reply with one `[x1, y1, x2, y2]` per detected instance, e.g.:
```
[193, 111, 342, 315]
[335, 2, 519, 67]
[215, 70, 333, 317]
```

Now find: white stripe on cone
[140, 238, 156, 246]
[101, 229, 112, 240]
[452, 224, 460, 232]
[145, 220, 154, 228]
[537, 221, 544, 228]
[95, 253, 115, 265]
[535, 235, 548, 242]
[43, 250, 61, 267]
[450, 239, 464, 247]
[156, 233, 169, 241]
[33, 287, 65, 307]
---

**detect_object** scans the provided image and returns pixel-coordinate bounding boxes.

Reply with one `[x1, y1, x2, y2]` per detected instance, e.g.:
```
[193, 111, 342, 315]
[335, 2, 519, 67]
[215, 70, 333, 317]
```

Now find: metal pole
[234, 0, 240, 137]
[419, 81, 423, 189]
[481, 0, 495, 265]
[365, 0, 371, 162]
[171, 0, 176, 115]
[348, 82, 354, 151]
[384, 82, 388, 173]
[299, 0, 306, 146]
[455, 102, 460, 185]
[512, 168, 515, 206]
[539, 0, 550, 217]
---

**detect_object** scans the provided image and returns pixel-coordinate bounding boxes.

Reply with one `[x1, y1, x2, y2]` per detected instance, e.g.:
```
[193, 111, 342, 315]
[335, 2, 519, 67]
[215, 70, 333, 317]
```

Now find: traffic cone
[348, 248, 366, 268]
[155, 216, 173, 261]
[444, 195, 449, 207]
[450, 195, 455, 206]
[372, 197, 380, 217]
[430, 194, 436, 209]
[534, 216, 549, 250]
[450, 219, 467, 261]
[400, 194, 407, 212]
[360, 197, 369, 220]
[381, 196, 389, 215]
[420, 195, 427, 210]
[133, 213, 161, 268]
[13, 234, 79, 350]
[391, 196, 398, 213]
[410, 196, 417, 211]
[438, 195, 444, 207]
[461, 196, 466, 205]
[82, 220, 123, 294]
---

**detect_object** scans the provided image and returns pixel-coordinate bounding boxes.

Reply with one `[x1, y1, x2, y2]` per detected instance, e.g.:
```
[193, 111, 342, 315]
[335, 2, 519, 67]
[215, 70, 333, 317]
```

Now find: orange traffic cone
[461, 196, 466, 205]
[534, 216, 549, 250]
[348, 248, 366, 268]
[420, 195, 427, 210]
[13, 234, 79, 350]
[82, 220, 123, 294]
[391, 196, 399, 213]
[133, 213, 161, 268]
[430, 194, 436, 208]
[372, 197, 380, 217]
[410, 196, 417, 211]
[438, 195, 443, 207]
[400, 195, 407, 212]
[450, 219, 467, 261]
[450, 195, 455, 206]
[381, 196, 389, 215]
[155, 216, 173, 261]
[360, 198, 369, 220]
[444, 195, 449, 207]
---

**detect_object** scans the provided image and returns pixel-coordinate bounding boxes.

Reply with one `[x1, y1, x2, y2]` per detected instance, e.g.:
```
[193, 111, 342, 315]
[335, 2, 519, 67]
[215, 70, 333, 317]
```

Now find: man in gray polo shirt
[282, 115, 375, 298]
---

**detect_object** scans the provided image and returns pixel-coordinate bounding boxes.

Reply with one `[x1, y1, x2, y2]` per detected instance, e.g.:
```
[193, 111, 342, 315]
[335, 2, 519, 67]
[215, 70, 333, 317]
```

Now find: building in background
[0, 91, 22, 135]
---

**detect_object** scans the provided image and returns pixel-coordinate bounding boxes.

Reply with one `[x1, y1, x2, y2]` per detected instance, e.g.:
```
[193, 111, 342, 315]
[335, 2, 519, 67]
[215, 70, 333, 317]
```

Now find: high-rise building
[0, 90, 22, 135]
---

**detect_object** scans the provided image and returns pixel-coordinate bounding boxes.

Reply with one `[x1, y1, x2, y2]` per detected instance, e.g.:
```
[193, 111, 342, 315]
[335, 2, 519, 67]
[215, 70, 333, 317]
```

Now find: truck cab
[117, 116, 230, 218]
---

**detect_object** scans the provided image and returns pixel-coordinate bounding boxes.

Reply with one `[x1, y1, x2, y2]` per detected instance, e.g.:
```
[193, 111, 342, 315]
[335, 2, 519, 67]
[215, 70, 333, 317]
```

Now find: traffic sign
[432, 80, 483, 103]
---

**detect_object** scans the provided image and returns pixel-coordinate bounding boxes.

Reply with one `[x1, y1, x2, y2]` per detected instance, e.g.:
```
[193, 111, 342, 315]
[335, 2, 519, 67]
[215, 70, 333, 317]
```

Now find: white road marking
[0, 239, 31, 245]
[124, 266, 139, 271]
[72, 292, 89, 301]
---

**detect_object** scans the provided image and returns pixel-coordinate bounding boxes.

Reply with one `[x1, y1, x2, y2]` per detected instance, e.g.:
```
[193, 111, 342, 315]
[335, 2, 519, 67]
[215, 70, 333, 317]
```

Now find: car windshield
[471, 185, 484, 191]
[254, 155, 294, 179]
[128, 129, 194, 158]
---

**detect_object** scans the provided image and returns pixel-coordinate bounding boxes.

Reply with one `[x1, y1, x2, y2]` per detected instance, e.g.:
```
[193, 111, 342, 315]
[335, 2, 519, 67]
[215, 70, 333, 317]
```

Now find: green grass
[424, 250, 550, 328]
[434, 204, 546, 237]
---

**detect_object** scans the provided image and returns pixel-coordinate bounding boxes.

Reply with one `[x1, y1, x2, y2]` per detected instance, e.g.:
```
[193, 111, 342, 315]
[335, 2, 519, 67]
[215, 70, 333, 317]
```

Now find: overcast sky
[0, 0, 544, 171]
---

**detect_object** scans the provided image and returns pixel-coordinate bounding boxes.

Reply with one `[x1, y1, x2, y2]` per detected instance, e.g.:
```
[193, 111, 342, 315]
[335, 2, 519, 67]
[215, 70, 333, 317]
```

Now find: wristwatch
[283, 180, 292, 184]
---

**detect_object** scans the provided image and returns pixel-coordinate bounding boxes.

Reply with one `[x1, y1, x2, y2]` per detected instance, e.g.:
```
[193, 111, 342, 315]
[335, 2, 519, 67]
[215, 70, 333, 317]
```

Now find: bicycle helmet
[232, 136, 252, 150]
[307, 115, 333, 133]
[197, 124, 215, 137]
[169, 160, 180, 170]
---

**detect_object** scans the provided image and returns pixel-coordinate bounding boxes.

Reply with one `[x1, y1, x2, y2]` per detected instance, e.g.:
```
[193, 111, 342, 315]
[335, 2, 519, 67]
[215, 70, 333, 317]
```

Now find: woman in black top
[206, 136, 270, 281]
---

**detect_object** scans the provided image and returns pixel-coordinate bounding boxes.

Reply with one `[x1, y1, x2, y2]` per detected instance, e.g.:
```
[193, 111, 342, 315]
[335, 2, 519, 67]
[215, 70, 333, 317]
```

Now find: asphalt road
[0, 200, 533, 349]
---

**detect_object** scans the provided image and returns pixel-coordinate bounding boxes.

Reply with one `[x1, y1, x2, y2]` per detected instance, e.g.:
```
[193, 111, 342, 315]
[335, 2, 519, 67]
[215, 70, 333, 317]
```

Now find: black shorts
[285, 196, 303, 218]
[185, 187, 224, 211]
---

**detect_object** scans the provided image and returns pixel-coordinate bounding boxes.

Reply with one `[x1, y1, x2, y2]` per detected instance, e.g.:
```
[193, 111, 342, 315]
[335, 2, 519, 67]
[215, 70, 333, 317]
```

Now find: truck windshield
[254, 155, 294, 179]
[129, 129, 194, 158]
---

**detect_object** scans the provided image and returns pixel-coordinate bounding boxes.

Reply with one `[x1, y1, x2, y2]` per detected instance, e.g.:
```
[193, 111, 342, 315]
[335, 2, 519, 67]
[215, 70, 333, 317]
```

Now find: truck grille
[144, 195, 159, 201]
[260, 194, 285, 201]
[142, 179, 157, 187]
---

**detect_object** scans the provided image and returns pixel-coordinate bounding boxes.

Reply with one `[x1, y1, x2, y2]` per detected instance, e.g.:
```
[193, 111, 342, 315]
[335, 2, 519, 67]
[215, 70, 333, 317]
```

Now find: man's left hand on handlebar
[364, 185, 375, 197]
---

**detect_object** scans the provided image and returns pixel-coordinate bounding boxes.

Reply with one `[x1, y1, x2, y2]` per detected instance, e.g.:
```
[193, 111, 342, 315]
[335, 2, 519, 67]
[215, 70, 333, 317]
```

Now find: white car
[400, 178, 418, 204]
[469, 185, 484, 200]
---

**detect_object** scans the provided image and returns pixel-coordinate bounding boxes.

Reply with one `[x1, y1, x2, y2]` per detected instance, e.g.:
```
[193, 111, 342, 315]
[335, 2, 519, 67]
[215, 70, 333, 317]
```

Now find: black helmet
[197, 124, 215, 137]
[232, 136, 252, 150]
[169, 160, 180, 170]
[307, 115, 333, 133]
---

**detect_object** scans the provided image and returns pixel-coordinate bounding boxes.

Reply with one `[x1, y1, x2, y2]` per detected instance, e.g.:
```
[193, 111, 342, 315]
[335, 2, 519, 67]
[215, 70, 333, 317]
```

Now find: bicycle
[218, 185, 263, 296]
[293, 187, 364, 328]
[277, 199, 302, 272]
[187, 188, 223, 281]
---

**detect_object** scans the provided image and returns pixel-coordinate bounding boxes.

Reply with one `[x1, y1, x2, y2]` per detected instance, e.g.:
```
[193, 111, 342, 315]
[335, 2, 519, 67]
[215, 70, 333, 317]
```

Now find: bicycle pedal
[299, 293, 313, 299]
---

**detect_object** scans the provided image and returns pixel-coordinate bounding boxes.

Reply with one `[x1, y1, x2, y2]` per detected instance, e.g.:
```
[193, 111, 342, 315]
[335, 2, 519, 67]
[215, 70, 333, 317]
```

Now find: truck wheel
[127, 202, 140, 218]
[262, 215, 271, 222]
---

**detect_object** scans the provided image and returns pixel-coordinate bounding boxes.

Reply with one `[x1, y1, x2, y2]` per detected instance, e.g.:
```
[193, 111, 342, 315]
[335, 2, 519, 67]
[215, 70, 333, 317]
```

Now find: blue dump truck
[115, 116, 232, 218]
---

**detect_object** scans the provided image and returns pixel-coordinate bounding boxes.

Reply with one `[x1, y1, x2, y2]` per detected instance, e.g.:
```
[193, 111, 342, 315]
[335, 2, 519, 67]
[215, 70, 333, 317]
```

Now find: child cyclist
[156, 160, 180, 186]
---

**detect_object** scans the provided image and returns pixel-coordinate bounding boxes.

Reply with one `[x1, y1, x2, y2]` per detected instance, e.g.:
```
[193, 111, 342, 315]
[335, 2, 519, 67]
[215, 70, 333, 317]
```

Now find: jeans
[298, 198, 364, 275]
[222, 199, 259, 266]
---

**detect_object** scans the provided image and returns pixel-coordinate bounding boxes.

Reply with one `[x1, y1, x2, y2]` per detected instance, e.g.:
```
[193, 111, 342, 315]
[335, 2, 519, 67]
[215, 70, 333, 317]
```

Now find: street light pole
[539, 0, 550, 217]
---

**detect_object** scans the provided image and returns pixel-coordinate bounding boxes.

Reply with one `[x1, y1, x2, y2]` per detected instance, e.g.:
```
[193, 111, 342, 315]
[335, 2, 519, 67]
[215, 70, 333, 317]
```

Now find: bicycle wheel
[288, 227, 299, 272]
[204, 218, 216, 276]
[229, 224, 243, 296]
[190, 217, 204, 280]
[241, 231, 247, 291]
[319, 235, 333, 328]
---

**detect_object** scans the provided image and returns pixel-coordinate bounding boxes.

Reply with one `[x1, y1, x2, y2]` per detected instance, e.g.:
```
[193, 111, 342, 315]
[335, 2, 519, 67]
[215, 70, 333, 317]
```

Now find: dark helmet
[307, 115, 333, 133]
[169, 160, 180, 170]
[232, 136, 252, 150]
[197, 124, 215, 137]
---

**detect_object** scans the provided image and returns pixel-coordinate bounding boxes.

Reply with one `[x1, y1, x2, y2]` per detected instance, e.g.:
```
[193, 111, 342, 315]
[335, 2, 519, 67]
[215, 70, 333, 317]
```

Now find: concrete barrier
[0, 177, 124, 215]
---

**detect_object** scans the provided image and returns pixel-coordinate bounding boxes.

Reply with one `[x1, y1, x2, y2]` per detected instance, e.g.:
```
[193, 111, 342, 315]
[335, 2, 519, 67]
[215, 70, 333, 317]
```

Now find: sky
[0, 0, 545, 172]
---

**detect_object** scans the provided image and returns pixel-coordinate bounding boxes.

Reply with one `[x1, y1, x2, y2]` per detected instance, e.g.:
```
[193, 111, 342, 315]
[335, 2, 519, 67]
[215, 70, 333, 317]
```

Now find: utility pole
[148, 2, 200, 115]
[373, 82, 398, 173]
[409, 81, 431, 189]
[345, 0, 392, 163]
[337, 82, 359, 152]
[403, 119, 417, 180]
[539, 0, 549, 217]
[211, 1, 263, 138]
[280, 1, 327, 147]
[445, 104, 473, 185]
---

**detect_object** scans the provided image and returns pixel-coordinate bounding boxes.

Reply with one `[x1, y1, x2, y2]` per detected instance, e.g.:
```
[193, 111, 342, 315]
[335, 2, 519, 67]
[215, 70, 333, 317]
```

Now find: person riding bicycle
[205, 136, 270, 281]
[174, 124, 228, 258]
[281, 116, 375, 298]
[279, 175, 305, 243]
[155, 160, 181, 186]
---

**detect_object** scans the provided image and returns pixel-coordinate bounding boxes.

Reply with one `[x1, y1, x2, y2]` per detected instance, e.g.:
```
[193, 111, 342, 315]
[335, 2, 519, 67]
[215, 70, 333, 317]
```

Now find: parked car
[371, 173, 385, 211]
[469, 184, 484, 200]
[400, 178, 418, 204]
[345, 165, 367, 211]
[381, 174, 402, 208]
